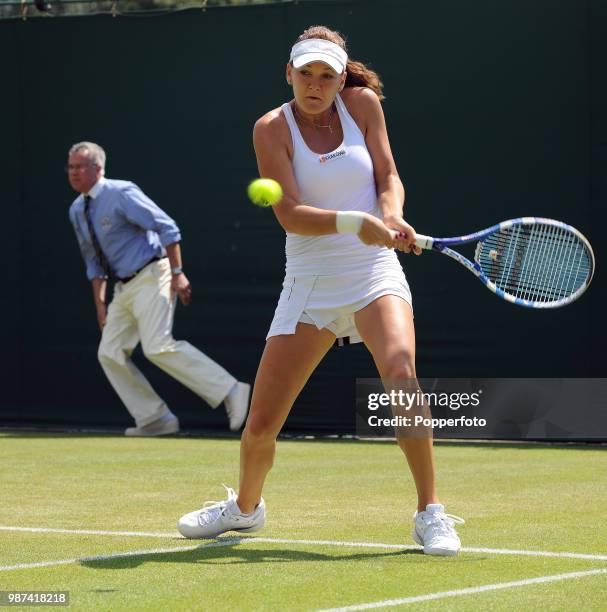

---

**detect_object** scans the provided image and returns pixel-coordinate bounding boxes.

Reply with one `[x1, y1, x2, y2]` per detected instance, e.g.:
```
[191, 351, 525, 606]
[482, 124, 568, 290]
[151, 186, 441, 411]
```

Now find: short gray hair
[69, 141, 106, 172]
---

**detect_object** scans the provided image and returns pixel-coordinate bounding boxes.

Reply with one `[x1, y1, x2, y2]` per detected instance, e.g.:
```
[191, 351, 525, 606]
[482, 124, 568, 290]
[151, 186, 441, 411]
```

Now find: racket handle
[414, 234, 434, 250]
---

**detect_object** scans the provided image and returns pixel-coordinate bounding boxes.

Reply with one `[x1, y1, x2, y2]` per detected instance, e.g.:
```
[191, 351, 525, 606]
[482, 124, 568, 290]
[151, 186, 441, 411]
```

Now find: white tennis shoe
[412, 503, 464, 556]
[224, 382, 251, 431]
[177, 485, 265, 539]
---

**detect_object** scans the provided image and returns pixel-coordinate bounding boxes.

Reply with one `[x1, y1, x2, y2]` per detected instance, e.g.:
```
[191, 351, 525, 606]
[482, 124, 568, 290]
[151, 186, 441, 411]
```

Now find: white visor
[289, 38, 348, 74]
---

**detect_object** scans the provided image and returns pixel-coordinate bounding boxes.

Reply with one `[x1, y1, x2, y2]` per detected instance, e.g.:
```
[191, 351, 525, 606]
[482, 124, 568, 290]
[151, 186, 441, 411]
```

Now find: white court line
[317, 567, 607, 611]
[2, 526, 607, 562]
[0, 526, 176, 538]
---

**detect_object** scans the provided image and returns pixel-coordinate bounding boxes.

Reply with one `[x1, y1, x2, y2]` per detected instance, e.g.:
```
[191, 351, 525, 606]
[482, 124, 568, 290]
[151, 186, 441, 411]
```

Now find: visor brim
[292, 52, 345, 74]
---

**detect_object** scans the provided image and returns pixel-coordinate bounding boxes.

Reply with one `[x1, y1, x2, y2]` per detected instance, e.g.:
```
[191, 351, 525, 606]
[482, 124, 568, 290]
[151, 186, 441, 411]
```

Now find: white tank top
[281, 92, 400, 277]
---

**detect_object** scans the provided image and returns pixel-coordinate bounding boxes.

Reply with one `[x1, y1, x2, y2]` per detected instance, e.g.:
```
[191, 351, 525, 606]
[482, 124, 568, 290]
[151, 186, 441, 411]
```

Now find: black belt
[118, 256, 166, 283]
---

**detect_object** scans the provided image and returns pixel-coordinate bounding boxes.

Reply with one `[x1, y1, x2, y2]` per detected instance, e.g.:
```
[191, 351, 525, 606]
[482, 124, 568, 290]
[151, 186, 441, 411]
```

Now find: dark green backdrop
[1, 0, 605, 432]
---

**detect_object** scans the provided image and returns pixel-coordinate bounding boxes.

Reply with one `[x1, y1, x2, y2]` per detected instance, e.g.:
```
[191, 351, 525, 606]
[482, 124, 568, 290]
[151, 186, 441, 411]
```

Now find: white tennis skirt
[267, 266, 412, 344]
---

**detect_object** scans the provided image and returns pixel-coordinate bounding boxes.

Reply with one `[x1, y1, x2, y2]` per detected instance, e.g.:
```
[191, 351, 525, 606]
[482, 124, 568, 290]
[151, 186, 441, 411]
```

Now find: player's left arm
[354, 88, 420, 254]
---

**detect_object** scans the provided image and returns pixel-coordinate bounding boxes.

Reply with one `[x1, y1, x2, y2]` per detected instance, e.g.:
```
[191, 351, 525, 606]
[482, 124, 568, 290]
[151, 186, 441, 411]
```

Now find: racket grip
[414, 234, 434, 250]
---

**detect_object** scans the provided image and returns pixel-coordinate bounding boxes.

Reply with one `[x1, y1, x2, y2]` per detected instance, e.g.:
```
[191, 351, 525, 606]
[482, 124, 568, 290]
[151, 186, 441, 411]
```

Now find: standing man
[67, 141, 249, 436]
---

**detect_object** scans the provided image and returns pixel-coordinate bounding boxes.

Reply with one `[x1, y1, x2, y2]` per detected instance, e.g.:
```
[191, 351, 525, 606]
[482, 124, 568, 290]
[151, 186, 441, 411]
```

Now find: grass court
[1, 433, 606, 610]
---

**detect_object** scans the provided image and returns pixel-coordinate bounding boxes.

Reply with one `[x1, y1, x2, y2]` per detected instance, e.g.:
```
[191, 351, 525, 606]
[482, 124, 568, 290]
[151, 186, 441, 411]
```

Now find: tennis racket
[411, 217, 594, 308]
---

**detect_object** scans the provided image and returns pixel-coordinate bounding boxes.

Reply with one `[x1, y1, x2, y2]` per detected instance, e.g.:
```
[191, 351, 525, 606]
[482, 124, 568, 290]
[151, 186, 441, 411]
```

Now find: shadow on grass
[79, 538, 430, 570]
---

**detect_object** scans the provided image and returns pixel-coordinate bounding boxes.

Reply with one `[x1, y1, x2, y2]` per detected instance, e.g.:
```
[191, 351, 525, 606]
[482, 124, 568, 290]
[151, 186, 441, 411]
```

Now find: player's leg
[177, 322, 335, 538]
[354, 295, 462, 556]
[354, 295, 437, 508]
[238, 323, 337, 511]
[98, 294, 171, 428]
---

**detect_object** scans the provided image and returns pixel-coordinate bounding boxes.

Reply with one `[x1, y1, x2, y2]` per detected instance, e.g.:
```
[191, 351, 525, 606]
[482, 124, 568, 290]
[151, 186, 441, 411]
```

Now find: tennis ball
[247, 178, 283, 207]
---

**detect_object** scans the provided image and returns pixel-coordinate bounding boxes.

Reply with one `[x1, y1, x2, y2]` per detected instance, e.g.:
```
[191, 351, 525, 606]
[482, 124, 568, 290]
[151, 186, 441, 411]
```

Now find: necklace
[292, 103, 335, 134]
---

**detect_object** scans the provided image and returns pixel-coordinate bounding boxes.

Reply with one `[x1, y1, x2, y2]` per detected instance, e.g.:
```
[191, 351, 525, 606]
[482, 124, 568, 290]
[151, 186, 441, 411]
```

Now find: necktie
[84, 195, 114, 280]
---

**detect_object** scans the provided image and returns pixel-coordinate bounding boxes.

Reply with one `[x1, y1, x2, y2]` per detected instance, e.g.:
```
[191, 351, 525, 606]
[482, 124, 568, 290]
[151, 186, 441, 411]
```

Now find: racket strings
[488, 228, 588, 300]
[476, 224, 591, 302]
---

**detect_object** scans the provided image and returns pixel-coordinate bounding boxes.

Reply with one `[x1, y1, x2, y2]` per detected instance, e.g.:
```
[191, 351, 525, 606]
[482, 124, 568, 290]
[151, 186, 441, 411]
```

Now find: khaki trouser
[97, 258, 235, 426]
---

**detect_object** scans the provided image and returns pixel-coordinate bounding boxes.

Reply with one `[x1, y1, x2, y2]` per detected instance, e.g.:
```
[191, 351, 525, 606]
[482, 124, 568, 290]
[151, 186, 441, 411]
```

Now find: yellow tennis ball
[247, 178, 283, 207]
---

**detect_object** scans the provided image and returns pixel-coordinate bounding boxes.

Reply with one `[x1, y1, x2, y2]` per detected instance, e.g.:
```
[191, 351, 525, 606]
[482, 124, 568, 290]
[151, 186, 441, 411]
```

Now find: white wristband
[336, 211, 365, 234]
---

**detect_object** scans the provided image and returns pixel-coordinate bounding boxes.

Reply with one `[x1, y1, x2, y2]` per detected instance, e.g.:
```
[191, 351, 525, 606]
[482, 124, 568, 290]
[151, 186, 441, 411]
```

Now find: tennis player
[178, 26, 463, 555]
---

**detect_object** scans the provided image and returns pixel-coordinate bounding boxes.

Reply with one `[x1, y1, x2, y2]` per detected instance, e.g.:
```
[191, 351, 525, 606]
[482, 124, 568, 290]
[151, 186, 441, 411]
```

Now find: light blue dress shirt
[69, 177, 181, 280]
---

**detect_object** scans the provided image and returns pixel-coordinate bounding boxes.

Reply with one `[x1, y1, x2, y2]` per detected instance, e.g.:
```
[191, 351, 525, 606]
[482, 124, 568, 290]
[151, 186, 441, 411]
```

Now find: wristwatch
[171, 266, 183, 276]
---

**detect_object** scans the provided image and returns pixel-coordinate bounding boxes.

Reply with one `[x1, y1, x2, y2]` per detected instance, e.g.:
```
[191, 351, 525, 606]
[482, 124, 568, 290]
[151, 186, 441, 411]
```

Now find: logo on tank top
[319, 149, 346, 164]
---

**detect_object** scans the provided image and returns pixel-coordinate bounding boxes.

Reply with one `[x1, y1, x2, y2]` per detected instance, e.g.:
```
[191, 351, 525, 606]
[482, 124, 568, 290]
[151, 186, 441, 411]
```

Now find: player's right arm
[253, 111, 395, 248]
